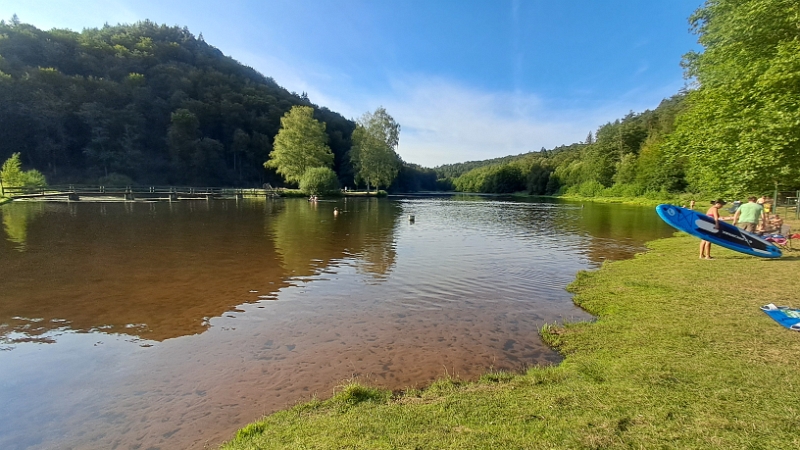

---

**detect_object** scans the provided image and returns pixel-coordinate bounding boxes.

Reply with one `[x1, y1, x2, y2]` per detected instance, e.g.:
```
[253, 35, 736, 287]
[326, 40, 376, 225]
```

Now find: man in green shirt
[733, 196, 764, 233]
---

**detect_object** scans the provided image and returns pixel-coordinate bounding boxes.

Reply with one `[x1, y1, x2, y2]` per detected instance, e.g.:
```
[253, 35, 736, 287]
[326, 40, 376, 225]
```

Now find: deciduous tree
[350, 107, 400, 191]
[299, 166, 340, 195]
[1, 152, 47, 187]
[668, 0, 800, 196]
[265, 106, 334, 185]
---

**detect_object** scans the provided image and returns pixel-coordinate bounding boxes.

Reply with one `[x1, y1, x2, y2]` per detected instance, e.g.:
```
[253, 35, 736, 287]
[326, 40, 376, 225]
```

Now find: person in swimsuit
[700, 199, 726, 259]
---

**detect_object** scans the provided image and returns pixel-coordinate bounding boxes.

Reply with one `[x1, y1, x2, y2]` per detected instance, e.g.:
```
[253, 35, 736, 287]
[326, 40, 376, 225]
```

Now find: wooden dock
[2, 185, 281, 202]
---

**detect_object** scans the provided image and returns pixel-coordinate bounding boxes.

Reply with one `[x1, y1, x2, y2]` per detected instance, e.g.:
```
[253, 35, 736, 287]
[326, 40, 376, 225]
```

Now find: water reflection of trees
[269, 198, 400, 280]
[1, 198, 400, 346]
[1, 202, 46, 251]
[423, 198, 671, 265]
[552, 201, 674, 264]
[0, 201, 291, 344]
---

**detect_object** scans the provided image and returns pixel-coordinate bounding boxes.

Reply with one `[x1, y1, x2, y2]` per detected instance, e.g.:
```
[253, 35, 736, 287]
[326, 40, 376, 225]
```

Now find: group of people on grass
[693, 196, 785, 259]
[731, 196, 782, 233]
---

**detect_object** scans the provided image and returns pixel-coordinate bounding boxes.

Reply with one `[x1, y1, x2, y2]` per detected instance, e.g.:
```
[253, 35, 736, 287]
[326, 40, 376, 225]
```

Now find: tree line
[438, 0, 800, 199]
[0, 18, 432, 191]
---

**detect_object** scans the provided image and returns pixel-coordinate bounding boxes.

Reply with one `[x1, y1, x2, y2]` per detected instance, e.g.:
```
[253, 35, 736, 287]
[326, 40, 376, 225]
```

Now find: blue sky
[1, 1, 703, 167]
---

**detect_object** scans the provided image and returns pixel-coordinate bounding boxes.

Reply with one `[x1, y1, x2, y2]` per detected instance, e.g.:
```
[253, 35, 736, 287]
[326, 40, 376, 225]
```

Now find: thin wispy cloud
[634, 63, 650, 77]
[239, 47, 683, 168]
[332, 76, 662, 167]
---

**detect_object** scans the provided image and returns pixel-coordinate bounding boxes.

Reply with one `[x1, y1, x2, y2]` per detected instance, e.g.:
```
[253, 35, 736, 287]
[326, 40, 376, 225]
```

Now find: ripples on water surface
[0, 197, 673, 449]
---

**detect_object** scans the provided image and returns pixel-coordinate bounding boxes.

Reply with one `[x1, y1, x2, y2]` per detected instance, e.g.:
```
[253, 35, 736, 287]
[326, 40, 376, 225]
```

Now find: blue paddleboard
[655, 204, 782, 258]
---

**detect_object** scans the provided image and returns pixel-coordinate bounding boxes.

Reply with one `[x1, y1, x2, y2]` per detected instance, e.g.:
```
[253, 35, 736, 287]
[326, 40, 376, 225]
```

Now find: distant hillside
[442, 96, 687, 196]
[0, 19, 354, 186]
[434, 152, 535, 180]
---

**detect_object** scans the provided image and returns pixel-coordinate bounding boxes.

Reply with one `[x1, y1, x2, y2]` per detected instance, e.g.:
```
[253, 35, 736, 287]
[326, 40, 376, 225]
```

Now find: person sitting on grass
[700, 199, 726, 260]
[767, 214, 784, 233]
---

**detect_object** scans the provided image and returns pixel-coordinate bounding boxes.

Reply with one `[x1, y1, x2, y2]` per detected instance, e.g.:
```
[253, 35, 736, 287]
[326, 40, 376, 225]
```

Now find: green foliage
[299, 166, 340, 195]
[387, 163, 438, 192]
[98, 172, 134, 186]
[0, 20, 354, 187]
[276, 189, 308, 198]
[667, 0, 800, 197]
[265, 106, 334, 185]
[635, 135, 686, 193]
[79, 102, 144, 177]
[234, 423, 265, 441]
[1, 153, 24, 187]
[574, 180, 606, 197]
[447, 96, 690, 198]
[526, 163, 552, 195]
[452, 162, 526, 193]
[350, 107, 401, 191]
[1, 152, 47, 187]
[435, 152, 530, 179]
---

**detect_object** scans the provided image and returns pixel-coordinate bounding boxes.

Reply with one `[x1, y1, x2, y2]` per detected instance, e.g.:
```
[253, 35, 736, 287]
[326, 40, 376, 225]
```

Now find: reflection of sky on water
[0, 197, 674, 450]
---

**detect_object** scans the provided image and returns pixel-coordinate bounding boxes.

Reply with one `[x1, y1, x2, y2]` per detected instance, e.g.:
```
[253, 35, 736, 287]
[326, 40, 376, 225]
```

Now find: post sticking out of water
[409, 214, 415, 224]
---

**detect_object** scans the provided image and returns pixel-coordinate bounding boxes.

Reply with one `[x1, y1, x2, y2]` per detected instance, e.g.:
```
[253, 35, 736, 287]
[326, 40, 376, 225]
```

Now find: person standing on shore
[732, 196, 763, 233]
[700, 199, 726, 259]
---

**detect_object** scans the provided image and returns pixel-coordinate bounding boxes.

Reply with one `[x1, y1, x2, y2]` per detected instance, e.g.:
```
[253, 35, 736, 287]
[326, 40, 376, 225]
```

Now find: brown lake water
[0, 196, 673, 449]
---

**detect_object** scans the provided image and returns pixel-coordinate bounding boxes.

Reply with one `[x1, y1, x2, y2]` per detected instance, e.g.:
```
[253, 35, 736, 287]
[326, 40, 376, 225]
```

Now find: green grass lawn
[556, 193, 697, 207]
[222, 234, 800, 449]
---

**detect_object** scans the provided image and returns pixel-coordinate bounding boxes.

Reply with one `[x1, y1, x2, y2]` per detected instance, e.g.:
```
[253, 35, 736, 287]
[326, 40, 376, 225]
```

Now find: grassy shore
[506, 191, 697, 207]
[558, 194, 683, 207]
[0, 196, 11, 206]
[223, 232, 800, 449]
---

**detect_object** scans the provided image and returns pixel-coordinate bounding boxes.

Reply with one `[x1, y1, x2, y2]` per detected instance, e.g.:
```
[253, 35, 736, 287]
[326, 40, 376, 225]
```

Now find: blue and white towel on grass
[761, 304, 800, 331]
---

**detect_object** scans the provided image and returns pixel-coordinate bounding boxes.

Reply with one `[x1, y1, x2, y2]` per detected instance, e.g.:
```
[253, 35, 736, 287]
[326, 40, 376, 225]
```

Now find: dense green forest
[0, 18, 366, 188]
[438, 0, 800, 199]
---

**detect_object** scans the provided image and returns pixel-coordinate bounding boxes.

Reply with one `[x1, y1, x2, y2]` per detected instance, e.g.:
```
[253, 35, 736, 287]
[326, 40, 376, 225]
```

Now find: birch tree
[350, 107, 400, 191]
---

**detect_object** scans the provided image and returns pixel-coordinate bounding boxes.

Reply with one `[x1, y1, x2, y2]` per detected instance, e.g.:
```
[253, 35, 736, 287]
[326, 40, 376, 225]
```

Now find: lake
[0, 196, 673, 450]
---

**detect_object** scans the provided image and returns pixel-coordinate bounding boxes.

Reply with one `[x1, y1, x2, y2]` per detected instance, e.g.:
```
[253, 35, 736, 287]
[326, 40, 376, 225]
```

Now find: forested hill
[434, 153, 534, 180]
[439, 95, 688, 196]
[0, 19, 355, 186]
